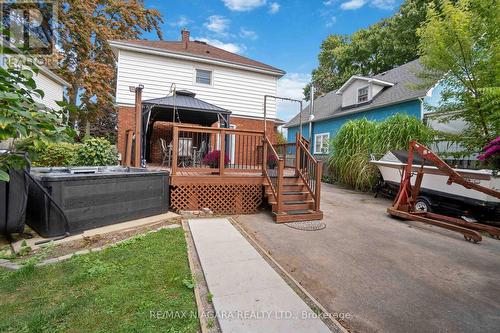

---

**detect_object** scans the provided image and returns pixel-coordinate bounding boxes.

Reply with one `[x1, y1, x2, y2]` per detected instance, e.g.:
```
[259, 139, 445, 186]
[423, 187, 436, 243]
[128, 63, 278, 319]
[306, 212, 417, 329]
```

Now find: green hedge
[328, 114, 435, 191]
[30, 137, 117, 167]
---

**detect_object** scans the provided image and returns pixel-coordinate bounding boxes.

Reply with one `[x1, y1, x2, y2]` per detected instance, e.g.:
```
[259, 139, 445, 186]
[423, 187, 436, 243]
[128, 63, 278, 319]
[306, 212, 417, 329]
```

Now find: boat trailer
[388, 141, 500, 243]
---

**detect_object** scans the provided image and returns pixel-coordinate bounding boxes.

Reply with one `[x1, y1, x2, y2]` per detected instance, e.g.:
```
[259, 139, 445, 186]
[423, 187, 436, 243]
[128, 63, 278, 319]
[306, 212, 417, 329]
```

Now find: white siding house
[32, 67, 68, 110]
[1, 52, 68, 110]
[110, 31, 285, 122]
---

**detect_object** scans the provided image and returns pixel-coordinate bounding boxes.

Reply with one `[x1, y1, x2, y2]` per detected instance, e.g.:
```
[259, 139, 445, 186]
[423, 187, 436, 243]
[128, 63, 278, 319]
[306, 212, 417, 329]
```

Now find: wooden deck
[149, 124, 322, 221]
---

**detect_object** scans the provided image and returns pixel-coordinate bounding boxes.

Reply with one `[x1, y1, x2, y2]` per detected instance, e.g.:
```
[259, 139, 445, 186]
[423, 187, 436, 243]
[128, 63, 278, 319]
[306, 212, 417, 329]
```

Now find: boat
[371, 150, 500, 221]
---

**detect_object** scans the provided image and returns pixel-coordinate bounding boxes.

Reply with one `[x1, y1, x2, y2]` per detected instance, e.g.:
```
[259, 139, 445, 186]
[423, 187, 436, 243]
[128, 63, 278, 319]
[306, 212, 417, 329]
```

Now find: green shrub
[73, 137, 117, 166]
[30, 142, 79, 167]
[329, 119, 379, 191]
[329, 114, 435, 191]
[374, 113, 435, 153]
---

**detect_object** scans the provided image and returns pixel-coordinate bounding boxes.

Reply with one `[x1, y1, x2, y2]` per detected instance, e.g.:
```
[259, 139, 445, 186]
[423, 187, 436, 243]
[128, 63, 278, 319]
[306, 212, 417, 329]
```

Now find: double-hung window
[357, 86, 369, 103]
[314, 133, 330, 154]
[196, 69, 212, 85]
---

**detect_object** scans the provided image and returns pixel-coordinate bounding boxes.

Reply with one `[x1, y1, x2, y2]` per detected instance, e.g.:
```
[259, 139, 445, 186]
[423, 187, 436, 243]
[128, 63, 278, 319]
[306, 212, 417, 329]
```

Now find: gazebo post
[133, 85, 144, 167]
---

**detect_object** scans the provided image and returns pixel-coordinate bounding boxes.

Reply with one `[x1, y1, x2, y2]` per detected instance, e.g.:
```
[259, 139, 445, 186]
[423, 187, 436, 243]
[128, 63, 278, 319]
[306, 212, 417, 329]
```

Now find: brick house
[109, 29, 285, 164]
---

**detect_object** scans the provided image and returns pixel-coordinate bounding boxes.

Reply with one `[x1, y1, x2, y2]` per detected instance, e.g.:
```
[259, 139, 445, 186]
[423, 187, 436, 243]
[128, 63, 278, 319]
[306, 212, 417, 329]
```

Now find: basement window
[314, 133, 330, 155]
[357, 86, 369, 103]
[196, 69, 212, 85]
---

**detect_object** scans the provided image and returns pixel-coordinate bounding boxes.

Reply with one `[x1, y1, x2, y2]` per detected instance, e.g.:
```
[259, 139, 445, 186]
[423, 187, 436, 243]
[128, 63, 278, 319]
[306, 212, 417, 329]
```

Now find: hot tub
[26, 166, 169, 237]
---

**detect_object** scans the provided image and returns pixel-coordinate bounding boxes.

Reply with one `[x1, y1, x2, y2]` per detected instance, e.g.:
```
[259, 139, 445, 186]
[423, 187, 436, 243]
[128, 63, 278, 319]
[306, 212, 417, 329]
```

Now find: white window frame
[314, 133, 330, 155]
[194, 68, 213, 86]
[357, 85, 369, 103]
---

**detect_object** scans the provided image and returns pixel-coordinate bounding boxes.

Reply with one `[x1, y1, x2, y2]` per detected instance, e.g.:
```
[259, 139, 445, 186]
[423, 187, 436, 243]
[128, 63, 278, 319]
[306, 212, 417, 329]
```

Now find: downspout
[309, 85, 314, 140]
[418, 97, 425, 121]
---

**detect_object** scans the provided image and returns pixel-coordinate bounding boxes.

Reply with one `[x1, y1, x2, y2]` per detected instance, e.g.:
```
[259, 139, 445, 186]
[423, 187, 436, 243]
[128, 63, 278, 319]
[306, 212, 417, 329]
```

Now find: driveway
[234, 183, 500, 333]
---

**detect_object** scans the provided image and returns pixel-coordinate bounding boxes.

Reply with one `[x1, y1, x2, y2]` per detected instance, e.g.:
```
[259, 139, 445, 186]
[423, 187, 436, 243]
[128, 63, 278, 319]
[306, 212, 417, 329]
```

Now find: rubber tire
[415, 197, 432, 213]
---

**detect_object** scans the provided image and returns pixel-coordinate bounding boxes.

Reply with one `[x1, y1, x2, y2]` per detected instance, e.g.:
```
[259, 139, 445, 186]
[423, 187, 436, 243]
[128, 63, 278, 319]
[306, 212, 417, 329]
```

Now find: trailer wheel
[415, 197, 432, 213]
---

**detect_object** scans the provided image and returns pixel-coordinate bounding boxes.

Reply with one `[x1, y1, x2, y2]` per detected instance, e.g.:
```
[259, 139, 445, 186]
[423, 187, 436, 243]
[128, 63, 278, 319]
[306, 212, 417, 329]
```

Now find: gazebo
[141, 90, 231, 164]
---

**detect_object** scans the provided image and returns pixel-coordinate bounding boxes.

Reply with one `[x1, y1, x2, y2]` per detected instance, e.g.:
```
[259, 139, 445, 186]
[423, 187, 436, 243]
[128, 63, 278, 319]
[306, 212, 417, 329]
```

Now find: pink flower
[202, 150, 229, 167]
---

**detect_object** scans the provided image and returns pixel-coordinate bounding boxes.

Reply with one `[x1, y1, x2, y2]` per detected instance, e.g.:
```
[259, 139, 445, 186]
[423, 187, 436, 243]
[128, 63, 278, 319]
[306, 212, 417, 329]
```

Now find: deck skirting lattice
[170, 184, 262, 214]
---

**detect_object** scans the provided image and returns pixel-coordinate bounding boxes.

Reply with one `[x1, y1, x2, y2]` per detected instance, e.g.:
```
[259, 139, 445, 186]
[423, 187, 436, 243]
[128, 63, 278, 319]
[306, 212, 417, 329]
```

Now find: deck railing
[273, 143, 296, 168]
[263, 136, 284, 213]
[170, 124, 265, 176]
[295, 133, 322, 211]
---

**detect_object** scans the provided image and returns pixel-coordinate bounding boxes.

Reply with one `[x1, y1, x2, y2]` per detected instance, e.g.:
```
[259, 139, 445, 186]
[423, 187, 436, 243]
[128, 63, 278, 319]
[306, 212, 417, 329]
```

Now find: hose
[24, 170, 71, 245]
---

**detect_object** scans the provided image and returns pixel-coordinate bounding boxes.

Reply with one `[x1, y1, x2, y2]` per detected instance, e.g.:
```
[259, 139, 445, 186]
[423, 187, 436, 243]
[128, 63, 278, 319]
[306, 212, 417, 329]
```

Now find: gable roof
[336, 76, 394, 94]
[109, 39, 285, 77]
[285, 59, 430, 128]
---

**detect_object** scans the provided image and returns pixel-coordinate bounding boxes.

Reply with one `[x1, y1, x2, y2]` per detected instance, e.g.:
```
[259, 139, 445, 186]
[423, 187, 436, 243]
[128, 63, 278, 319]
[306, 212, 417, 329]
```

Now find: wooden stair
[264, 175, 323, 223]
[262, 134, 323, 223]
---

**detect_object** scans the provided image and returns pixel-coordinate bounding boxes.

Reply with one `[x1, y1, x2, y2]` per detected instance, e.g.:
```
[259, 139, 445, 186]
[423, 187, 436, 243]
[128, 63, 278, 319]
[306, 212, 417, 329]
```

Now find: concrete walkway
[188, 218, 331, 333]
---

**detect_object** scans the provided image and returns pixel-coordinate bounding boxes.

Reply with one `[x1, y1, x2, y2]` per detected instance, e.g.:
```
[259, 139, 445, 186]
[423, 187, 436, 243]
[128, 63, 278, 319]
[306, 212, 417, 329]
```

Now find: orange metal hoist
[388, 141, 500, 243]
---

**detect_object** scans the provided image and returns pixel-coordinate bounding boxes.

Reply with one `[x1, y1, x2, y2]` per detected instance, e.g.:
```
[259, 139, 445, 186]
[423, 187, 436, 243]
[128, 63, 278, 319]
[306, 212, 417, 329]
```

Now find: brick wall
[230, 116, 278, 144]
[149, 122, 173, 163]
[117, 106, 135, 160]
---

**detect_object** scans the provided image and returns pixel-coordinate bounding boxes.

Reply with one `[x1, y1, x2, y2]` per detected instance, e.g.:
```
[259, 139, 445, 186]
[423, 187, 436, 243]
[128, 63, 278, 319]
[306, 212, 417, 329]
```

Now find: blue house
[284, 59, 455, 156]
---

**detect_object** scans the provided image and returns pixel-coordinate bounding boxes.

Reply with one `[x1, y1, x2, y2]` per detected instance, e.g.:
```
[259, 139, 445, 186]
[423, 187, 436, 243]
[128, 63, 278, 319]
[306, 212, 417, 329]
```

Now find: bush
[31, 142, 78, 167]
[329, 114, 435, 191]
[73, 138, 118, 166]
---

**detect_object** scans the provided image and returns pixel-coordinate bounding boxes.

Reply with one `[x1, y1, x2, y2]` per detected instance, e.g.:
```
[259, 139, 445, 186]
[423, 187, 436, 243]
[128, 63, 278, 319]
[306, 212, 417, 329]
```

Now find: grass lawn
[0, 228, 199, 333]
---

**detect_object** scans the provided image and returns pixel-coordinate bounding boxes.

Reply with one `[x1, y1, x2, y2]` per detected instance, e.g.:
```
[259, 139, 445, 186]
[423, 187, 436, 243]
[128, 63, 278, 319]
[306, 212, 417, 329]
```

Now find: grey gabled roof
[142, 90, 231, 114]
[284, 59, 431, 128]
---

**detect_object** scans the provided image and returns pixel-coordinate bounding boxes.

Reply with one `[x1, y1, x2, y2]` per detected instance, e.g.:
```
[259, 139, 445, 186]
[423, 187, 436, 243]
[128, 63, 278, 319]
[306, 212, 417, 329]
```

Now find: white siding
[341, 80, 387, 108]
[371, 84, 384, 99]
[341, 79, 370, 108]
[1, 55, 65, 110]
[32, 71, 65, 110]
[116, 50, 278, 119]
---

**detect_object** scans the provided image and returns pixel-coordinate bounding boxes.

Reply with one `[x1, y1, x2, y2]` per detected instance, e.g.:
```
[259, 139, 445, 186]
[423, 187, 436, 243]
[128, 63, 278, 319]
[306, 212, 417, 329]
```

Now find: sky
[143, 0, 403, 121]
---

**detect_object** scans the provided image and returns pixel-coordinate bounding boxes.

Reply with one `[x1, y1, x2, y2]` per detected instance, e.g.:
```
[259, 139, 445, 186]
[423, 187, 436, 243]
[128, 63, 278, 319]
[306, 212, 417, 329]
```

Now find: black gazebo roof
[142, 90, 230, 127]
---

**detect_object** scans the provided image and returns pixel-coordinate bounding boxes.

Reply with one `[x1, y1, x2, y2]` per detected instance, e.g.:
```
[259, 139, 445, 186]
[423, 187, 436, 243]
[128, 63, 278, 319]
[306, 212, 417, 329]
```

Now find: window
[357, 86, 369, 103]
[196, 69, 212, 85]
[314, 133, 330, 154]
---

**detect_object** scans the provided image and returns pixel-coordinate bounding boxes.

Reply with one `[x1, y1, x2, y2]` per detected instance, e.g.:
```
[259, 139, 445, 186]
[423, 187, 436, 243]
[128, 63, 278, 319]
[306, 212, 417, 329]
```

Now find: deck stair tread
[268, 199, 313, 205]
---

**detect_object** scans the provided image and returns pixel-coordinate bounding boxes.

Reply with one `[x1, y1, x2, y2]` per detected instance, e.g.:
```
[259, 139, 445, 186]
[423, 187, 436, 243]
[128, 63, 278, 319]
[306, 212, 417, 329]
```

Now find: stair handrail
[263, 136, 284, 214]
[295, 134, 322, 211]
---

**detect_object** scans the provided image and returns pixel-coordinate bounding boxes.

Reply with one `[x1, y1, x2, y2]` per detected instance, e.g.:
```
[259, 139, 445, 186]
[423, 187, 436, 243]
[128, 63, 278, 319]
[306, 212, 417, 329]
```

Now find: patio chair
[159, 138, 172, 167]
[193, 141, 208, 167]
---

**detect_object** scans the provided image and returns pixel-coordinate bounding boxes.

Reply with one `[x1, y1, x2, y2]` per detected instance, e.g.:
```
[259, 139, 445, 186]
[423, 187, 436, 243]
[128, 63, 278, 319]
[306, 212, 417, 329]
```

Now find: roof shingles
[285, 59, 430, 128]
[110, 39, 284, 75]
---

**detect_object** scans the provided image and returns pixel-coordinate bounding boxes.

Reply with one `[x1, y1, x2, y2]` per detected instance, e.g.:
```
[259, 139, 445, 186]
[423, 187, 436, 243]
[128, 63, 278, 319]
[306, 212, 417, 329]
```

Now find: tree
[276, 130, 287, 144]
[304, 0, 441, 99]
[56, 0, 163, 136]
[0, 59, 72, 181]
[417, 0, 500, 153]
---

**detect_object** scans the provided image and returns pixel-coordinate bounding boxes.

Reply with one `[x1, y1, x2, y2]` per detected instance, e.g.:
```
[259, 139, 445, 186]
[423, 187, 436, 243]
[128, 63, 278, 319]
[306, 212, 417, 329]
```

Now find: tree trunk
[85, 120, 91, 138]
[68, 82, 79, 127]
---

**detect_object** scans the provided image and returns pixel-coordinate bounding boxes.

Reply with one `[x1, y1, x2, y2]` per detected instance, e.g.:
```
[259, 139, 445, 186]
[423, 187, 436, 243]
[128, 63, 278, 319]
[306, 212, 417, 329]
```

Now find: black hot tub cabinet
[26, 166, 169, 237]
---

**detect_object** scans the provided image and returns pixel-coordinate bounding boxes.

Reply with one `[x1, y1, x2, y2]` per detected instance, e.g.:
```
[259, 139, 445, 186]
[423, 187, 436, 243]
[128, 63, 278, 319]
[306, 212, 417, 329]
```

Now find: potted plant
[202, 150, 229, 173]
[267, 152, 278, 168]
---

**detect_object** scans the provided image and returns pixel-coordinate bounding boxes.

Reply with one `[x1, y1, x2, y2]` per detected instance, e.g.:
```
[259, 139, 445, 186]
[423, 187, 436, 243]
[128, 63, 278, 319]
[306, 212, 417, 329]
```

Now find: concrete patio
[234, 183, 500, 333]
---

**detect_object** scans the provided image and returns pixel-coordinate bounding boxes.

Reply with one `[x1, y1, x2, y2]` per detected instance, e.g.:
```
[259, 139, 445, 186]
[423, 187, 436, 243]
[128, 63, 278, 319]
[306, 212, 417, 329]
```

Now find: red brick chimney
[181, 29, 190, 49]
